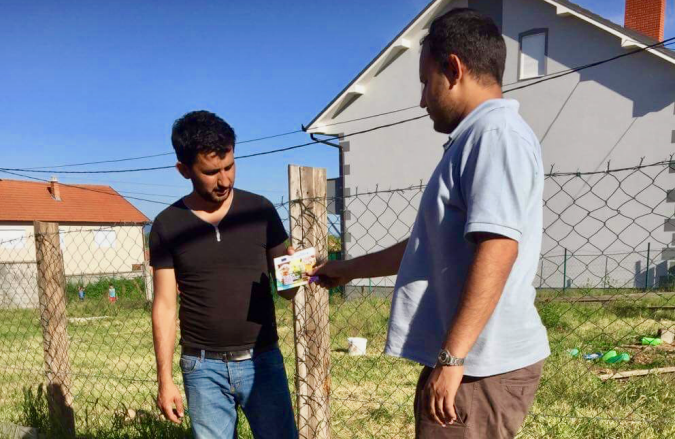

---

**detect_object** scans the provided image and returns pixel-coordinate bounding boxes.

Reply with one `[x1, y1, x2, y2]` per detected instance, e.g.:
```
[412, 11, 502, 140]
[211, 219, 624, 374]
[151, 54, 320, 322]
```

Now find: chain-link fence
[1, 160, 674, 438]
[0, 223, 175, 438]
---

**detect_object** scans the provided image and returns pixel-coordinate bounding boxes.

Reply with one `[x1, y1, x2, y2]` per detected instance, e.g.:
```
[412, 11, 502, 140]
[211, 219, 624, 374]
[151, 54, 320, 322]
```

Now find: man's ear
[176, 162, 191, 180]
[445, 54, 464, 88]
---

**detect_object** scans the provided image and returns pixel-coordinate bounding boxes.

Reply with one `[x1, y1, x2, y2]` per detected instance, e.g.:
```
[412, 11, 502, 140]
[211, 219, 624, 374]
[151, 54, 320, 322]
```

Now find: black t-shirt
[149, 189, 288, 351]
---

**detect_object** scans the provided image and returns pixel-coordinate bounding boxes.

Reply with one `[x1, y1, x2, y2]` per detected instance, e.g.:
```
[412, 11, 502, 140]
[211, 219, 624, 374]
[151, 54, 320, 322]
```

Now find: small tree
[328, 234, 341, 253]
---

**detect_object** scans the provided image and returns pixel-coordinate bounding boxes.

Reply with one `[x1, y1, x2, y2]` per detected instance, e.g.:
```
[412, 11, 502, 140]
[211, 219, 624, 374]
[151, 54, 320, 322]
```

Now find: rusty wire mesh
[0, 160, 674, 438]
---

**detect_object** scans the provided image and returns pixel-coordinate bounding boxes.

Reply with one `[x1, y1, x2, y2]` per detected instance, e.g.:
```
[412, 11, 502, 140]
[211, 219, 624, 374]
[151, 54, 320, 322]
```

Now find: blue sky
[1, 0, 674, 220]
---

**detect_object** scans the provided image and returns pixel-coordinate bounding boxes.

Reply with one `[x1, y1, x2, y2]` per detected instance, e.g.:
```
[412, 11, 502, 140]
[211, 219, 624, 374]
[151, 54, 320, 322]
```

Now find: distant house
[306, 0, 675, 290]
[0, 177, 149, 308]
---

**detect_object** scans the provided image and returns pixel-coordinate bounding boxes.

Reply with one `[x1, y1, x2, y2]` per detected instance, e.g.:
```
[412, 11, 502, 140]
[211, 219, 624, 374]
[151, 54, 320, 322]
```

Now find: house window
[94, 230, 116, 248]
[519, 30, 547, 80]
[0, 229, 27, 249]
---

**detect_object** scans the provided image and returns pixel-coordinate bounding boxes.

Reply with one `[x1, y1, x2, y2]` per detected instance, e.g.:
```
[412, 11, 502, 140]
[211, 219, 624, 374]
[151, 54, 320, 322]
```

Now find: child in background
[78, 285, 85, 301]
[108, 284, 117, 303]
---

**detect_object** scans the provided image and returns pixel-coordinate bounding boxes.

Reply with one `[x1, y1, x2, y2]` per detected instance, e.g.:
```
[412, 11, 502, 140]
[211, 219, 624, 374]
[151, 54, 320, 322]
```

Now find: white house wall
[501, 0, 675, 289]
[0, 223, 146, 308]
[322, 0, 675, 291]
[502, 0, 675, 168]
[60, 225, 145, 277]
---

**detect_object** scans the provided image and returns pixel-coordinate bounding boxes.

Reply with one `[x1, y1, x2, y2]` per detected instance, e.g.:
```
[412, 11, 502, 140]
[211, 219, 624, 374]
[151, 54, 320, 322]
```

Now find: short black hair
[422, 8, 506, 86]
[171, 110, 236, 166]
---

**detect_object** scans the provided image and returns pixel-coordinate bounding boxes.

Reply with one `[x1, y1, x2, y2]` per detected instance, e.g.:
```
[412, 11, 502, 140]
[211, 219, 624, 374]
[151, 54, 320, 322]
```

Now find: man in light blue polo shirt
[312, 8, 549, 439]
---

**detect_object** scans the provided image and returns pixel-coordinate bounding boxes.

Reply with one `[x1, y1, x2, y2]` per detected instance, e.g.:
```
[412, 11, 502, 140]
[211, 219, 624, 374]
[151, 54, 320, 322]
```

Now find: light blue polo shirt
[384, 99, 550, 377]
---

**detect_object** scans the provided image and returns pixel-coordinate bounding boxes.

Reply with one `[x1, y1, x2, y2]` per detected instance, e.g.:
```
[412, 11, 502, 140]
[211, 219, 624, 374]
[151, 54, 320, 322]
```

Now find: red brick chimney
[50, 176, 62, 201]
[624, 0, 666, 42]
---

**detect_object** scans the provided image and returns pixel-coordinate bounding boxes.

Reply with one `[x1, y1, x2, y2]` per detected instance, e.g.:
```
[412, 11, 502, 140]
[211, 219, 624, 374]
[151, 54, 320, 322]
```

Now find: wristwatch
[437, 349, 465, 367]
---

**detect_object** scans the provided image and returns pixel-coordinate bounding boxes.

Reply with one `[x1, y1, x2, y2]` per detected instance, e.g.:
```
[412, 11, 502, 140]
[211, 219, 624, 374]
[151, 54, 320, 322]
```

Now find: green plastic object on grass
[566, 348, 579, 357]
[641, 337, 662, 346]
[605, 353, 630, 364]
[601, 350, 617, 362]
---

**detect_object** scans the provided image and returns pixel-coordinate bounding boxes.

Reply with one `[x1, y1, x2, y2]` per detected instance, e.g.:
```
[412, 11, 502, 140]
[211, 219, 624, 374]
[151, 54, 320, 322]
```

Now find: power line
[0, 165, 175, 174]
[503, 38, 675, 93]
[24, 130, 306, 170]
[500, 39, 675, 89]
[59, 178, 188, 188]
[117, 190, 183, 199]
[21, 107, 423, 170]
[18, 107, 420, 171]
[0, 114, 428, 175]
[309, 105, 421, 130]
[5, 37, 674, 175]
[117, 187, 287, 199]
[238, 129, 304, 144]
[25, 152, 175, 170]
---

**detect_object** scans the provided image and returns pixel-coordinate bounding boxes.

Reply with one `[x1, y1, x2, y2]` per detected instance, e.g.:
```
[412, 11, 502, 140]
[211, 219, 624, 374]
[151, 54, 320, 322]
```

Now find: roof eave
[541, 0, 675, 65]
[305, 0, 675, 134]
[305, 0, 447, 133]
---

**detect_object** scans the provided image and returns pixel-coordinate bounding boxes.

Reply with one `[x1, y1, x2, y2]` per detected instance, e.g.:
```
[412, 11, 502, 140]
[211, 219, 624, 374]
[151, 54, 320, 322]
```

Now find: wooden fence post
[34, 221, 75, 437]
[143, 261, 154, 302]
[288, 165, 331, 439]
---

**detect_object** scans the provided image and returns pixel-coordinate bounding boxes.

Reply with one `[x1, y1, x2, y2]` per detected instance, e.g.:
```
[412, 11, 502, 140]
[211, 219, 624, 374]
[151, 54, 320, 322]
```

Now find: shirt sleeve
[264, 199, 289, 249]
[461, 128, 539, 243]
[149, 221, 174, 269]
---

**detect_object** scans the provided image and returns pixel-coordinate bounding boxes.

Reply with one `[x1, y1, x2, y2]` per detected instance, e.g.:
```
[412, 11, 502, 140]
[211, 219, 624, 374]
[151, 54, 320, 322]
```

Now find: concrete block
[0, 424, 42, 439]
[658, 328, 675, 344]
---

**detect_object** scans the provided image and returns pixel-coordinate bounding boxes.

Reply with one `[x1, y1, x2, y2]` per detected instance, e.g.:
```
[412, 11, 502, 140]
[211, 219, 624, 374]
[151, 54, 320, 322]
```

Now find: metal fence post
[563, 248, 568, 292]
[645, 242, 651, 290]
[539, 259, 544, 288]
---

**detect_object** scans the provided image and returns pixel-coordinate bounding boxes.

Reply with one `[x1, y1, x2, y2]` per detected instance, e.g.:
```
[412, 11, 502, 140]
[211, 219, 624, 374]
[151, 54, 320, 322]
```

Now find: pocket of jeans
[253, 348, 284, 369]
[179, 355, 200, 375]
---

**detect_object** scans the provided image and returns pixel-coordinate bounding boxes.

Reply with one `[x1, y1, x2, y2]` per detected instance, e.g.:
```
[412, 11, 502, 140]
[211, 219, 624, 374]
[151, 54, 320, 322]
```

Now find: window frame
[518, 28, 549, 81]
[94, 229, 117, 249]
[0, 229, 27, 249]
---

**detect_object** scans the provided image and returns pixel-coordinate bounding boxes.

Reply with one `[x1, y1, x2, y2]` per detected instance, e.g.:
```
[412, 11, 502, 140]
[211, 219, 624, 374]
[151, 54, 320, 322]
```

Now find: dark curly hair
[423, 8, 506, 86]
[171, 110, 236, 166]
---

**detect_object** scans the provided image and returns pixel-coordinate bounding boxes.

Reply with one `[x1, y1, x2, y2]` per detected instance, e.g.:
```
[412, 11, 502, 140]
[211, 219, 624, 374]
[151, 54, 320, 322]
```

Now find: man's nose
[218, 170, 230, 186]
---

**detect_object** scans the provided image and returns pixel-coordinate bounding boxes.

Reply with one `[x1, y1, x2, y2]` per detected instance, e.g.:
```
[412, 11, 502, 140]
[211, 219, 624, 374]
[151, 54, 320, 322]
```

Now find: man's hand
[157, 381, 184, 424]
[424, 365, 464, 426]
[310, 260, 354, 289]
[270, 243, 301, 300]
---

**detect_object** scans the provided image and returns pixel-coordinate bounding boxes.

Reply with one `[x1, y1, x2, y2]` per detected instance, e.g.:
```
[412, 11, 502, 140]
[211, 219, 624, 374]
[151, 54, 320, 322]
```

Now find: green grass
[1, 284, 675, 438]
[535, 287, 675, 300]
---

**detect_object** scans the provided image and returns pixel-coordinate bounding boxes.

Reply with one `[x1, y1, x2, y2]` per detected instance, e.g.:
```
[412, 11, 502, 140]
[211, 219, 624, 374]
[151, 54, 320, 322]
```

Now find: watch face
[438, 350, 464, 366]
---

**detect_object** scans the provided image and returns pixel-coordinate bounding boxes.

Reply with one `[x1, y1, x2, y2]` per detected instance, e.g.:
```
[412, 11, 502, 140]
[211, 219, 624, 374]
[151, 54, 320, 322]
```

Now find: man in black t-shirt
[150, 111, 298, 439]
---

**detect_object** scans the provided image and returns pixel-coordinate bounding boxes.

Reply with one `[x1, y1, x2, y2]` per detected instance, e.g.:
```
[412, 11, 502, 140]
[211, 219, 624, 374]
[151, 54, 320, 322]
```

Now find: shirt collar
[443, 99, 519, 151]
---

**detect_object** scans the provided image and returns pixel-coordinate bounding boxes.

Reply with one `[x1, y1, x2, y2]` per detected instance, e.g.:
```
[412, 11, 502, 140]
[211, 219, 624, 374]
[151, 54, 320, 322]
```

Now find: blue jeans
[181, 346, 298, 439]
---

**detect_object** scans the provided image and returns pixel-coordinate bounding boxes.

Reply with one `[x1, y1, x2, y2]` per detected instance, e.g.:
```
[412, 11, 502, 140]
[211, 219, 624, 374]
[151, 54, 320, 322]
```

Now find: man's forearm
[152, 302, 177, 384]
[443, 236, 518, 358]
[345, 239, 409, 279]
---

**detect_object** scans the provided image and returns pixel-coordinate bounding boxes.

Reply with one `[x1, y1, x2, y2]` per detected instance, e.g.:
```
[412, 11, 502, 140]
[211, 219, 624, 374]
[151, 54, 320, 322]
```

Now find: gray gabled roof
[303, 0, 439, 133]
[305, 0, 675, 132]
